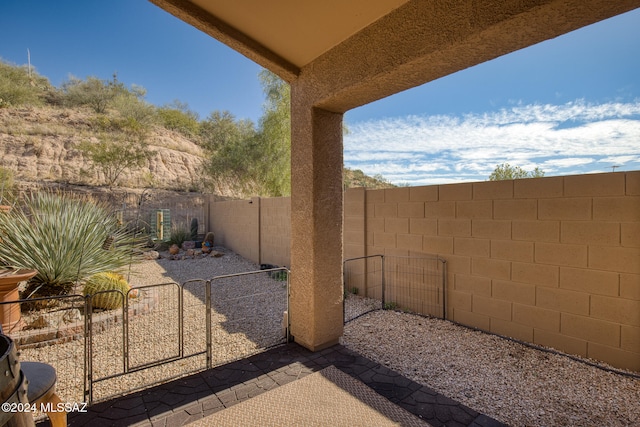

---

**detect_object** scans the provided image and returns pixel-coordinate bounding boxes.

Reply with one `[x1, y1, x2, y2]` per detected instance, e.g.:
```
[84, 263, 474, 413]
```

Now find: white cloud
[598, 155, 640, 164]
[344, 100, 640, 184]
[541, 157, 596, 169]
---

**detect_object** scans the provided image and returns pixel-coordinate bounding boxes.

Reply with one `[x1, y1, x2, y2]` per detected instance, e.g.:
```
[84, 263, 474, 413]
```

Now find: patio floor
[60, 343, 507, 427]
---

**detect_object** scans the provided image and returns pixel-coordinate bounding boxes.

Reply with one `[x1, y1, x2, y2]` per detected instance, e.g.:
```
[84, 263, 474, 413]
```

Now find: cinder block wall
[260, 197, 291, 267]
[357, 172, 640, 371]
[209, 197, 259, 263]
[208, 171, 639, 371]
[344, 187, 367, 260]
[208, 197, 291, 267]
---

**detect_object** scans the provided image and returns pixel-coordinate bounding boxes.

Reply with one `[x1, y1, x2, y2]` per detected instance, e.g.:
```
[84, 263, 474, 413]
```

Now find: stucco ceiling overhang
[150, 0, 640, 112]
[188, 0, 408, 68]
[149, 0, 409, 81]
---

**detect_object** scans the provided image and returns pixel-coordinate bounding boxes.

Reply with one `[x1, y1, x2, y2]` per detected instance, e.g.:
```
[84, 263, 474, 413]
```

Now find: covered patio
[149, 0, 640, 353]
[64, 342, 503, 426]
[56, 0, 639, 425]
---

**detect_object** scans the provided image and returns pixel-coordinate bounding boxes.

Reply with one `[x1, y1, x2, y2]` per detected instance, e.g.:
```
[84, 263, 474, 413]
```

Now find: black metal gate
[2, 267, 289, 405]
[343, 254, 446, 323]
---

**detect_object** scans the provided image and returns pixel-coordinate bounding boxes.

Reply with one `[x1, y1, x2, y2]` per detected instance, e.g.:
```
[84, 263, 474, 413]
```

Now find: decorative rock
[169, 244, 180, 255]
[24, 315, 49, 330]
[143, 250, 160, 260]
[182, 241, 196, 250]
[62, 309, 81, 323]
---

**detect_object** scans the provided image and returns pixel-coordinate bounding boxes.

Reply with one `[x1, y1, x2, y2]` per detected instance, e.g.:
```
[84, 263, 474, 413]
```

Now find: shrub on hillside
[157, 101, 200, 138]
[111, 84, 157, 129]
[61, 76, 118, 113]
[0, 59, 51, 107]
[60, 74, 152, 118]
[78, 135, 155, 187]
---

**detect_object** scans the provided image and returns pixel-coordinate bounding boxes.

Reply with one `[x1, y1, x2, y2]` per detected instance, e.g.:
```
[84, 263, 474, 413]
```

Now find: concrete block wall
[207, 171, 639, 371]
[344, 187, 366, 260]
[208, 197, 291, 267]
[358, 172, 640, 371]
[260, 197, 291, 268]
[209, 197, 259, 263]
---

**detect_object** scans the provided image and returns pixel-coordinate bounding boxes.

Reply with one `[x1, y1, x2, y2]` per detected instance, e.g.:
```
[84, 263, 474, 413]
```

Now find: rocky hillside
[0, 106, 205, 191]
[0, 105, 394, 197]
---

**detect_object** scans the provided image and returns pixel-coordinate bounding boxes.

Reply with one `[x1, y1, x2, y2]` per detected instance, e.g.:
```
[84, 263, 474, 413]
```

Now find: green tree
[79, 136, 155, 187]
[253, 69, 291, 196]
[202, 69, 387, 196]
[200, 110, 253, 151]
[202, 110, 258, 191]
[489, 163, 545, 181]
[0, 59, 51, 107]
[201, 70, 293, 197]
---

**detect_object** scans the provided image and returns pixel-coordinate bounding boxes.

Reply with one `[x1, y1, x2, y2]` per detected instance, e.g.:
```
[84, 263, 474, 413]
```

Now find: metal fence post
[381, 255, 386, 308]
[342, 260, 346, 323]
[179, 284, 184, 359]
[442, 259, 447, 320]
[122, 291, 128, 374]
[84, 295, 91, 405]
[205, 279, 212, 369]
[87, 295, 94, 405]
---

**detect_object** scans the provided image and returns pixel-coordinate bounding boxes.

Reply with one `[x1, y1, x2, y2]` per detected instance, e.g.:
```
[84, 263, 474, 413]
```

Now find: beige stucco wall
[208, 171, 640, 371]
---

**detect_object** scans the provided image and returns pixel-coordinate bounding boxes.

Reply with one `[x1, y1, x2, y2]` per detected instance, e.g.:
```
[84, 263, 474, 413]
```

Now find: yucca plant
[0, 190, 144, 298]
[168, 223, 191, 248]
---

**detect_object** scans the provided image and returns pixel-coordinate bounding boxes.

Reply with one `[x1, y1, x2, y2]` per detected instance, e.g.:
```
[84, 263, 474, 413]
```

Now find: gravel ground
[342, 296, 640, 427]
[19, 247, 288, 403]
[17, 249, 640, 426]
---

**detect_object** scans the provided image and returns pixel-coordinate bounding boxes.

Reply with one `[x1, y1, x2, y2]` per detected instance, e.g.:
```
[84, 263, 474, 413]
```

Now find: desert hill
[0, 105, 394, 197]
[0, 106, 205, 192]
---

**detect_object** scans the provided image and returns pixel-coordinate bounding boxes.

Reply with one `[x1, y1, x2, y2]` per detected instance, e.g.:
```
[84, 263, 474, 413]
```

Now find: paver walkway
[61, 343, 507, 427]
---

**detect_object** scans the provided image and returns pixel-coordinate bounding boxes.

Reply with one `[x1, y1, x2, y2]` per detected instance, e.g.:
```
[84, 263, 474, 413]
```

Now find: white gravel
[19, 247, 288, 403]
[16, 250, 640, 427]
[342, 299, 640, 427]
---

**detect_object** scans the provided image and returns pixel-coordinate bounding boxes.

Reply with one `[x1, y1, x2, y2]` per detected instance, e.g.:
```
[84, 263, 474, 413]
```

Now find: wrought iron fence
[0, 267, 289, 405]
[343, 254, 446, 323]
[4, 294, 88, 404]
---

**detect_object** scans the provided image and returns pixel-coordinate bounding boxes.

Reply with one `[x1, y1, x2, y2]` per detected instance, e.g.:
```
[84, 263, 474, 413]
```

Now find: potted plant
[0, 267, 37, 332]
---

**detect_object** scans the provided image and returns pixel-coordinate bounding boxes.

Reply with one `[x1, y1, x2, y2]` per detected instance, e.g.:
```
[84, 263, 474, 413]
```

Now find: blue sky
[1, 1, 639, 185]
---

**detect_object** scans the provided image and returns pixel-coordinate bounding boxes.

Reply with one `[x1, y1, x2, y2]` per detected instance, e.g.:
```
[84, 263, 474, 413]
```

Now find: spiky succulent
[0, 190, 144, 297]
[83, 272, 130, 310]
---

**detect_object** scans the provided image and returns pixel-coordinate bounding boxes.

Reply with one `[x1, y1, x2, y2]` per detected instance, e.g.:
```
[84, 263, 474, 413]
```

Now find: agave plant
[0, 190, 144, 298]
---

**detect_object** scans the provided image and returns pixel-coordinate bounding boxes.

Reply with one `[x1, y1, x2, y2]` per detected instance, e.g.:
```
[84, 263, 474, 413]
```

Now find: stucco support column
[289, 100, 344, 351]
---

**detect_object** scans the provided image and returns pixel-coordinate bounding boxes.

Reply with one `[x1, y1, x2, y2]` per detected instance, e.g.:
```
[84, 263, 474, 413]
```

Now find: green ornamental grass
[0, 191, 143, 297]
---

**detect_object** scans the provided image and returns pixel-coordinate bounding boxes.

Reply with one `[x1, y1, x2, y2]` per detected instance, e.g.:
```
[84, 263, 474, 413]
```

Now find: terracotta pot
[0, 269, 37, 333]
